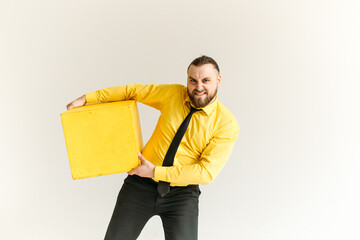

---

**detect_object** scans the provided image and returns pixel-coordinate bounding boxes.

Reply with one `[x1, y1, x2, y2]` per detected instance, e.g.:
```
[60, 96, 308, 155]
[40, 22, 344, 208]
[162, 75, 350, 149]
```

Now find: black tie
[157, 105, 200, 197]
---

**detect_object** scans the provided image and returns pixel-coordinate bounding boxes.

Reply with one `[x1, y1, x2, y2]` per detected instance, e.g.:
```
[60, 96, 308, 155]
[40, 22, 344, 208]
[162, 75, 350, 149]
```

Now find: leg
[157, 186, 201, 240]
[104, 175, 157, 240]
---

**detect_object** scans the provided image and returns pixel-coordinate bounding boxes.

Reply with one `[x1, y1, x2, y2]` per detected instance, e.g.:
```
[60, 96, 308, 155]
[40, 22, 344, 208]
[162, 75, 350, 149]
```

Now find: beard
[187, 88, 218, 108]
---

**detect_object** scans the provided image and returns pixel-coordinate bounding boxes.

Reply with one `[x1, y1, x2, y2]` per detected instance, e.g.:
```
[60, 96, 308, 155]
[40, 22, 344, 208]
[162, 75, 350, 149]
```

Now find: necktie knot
[190, 105, 201, 114]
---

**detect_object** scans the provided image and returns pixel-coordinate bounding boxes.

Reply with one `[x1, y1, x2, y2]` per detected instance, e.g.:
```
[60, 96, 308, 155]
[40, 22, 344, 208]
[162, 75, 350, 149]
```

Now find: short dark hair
[187, 55, 220, 74]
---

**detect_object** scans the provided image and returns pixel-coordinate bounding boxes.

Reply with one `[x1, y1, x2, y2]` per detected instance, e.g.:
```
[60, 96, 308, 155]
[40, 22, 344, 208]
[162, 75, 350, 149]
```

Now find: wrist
[151, 165, 155, 178]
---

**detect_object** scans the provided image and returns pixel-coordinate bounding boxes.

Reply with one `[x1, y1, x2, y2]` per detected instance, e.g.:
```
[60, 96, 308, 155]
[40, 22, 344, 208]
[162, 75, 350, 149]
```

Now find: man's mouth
[194, 91, 206, 96]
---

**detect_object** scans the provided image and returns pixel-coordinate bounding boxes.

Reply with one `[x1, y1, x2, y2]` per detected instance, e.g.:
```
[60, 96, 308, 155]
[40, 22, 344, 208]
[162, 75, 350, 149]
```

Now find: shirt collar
[184, 94, 218, 116]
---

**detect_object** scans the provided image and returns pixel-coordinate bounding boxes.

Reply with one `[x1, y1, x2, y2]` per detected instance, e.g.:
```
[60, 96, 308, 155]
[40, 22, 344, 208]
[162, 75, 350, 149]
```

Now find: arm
[66, 84, 173, 111]
[85, 84, 172, 111]
[154, 119, 240, 185]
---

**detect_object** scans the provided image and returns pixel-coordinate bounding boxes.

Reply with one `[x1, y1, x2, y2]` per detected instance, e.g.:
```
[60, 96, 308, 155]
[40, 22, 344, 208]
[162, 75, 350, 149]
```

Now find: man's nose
[195, 83, 204, 91]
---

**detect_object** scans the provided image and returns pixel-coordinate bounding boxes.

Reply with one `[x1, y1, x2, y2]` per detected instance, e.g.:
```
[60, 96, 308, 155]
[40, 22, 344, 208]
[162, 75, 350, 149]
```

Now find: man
[66, 55, 239, 240]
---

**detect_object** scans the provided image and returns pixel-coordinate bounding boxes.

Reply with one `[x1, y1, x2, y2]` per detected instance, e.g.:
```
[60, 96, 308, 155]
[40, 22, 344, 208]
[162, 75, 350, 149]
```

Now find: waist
[129, 174, 199, 190]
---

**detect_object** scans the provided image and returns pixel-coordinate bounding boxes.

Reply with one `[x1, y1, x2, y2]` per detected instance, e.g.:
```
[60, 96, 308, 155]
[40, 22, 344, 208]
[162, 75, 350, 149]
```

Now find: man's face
[187, 63, 221, 108]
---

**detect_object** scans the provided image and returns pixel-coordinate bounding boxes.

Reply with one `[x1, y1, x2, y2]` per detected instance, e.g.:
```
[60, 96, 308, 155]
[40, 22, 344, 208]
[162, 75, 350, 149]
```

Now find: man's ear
[218, 75, 222, 86]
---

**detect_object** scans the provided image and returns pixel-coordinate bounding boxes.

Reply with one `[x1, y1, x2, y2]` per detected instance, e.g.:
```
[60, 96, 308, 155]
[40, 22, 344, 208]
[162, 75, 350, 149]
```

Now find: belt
[132, 175, 199, 190]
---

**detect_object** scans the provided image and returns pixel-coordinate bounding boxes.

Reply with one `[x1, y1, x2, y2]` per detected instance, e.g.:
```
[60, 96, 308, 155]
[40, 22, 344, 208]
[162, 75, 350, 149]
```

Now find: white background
[1, 0, 359, 239]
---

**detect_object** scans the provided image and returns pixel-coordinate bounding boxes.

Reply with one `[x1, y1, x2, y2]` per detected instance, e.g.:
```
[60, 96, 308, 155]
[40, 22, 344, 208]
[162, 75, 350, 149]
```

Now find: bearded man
[66, 55, 239, 240]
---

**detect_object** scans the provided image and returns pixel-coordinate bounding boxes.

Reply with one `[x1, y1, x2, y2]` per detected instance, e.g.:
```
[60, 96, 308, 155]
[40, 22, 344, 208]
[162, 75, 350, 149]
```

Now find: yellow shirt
[86, 84, 239, 186]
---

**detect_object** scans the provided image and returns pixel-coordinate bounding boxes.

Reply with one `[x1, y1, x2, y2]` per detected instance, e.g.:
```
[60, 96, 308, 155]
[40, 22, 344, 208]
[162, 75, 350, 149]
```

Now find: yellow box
[60, 100, 143, 180]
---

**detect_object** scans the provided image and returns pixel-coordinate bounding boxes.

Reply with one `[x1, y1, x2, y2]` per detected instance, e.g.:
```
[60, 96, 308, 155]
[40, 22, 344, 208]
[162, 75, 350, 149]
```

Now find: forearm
[85, 84, 173, 110]
[85, 86, 129, 103]
[155, 121, 240, 186]
[154, 162, 220, 185]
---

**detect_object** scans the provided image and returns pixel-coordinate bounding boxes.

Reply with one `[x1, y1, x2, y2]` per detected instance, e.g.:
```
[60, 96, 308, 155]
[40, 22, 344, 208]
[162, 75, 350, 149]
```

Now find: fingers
[138, 153, 149, 165]
[128, 164, 140, 175]
[128, 153, 143, 175]
[66, 103, 74, 110]
[128, 168, 136, 175]
[66, 95, 86, 110]
[66, 101, 78, 110]
[128, 153, 154, 178]
[138, 152, 147, 164]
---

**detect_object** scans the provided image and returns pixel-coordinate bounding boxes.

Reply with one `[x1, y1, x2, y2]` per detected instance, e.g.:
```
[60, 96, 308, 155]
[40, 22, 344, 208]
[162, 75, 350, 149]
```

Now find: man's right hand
[66, 95, 87, 110]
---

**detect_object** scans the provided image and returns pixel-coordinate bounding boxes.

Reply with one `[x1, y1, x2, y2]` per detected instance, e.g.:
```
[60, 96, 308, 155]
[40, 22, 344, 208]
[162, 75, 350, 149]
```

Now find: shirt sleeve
[85, 84, 172, 111]
[154, 118, 240, 185]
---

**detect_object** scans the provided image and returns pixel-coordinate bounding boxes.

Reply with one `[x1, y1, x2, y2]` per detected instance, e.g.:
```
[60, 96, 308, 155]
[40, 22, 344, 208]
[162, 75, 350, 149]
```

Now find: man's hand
[66, 95, 87, 110]
[128, 153, 155, 178]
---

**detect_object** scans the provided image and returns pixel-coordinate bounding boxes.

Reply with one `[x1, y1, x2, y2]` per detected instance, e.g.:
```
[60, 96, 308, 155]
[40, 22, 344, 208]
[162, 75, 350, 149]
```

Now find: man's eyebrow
[188, 76, 210, 80]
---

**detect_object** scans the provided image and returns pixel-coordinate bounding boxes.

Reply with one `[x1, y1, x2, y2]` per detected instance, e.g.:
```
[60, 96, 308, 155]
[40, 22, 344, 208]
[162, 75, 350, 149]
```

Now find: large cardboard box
[60, 100, 143, 179]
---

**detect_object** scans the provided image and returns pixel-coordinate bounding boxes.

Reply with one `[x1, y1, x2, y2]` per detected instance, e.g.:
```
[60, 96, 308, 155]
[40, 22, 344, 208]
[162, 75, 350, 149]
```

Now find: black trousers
[104, 174, 201, 240]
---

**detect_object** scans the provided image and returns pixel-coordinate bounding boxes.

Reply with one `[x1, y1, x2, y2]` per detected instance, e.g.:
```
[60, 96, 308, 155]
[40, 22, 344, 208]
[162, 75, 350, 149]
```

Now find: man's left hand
[128, 152, 155, 178]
